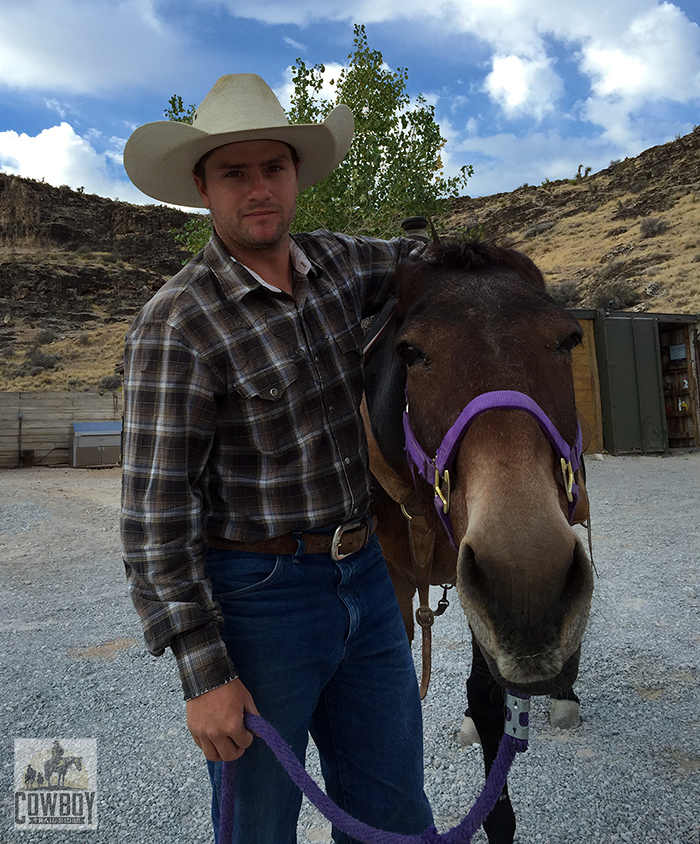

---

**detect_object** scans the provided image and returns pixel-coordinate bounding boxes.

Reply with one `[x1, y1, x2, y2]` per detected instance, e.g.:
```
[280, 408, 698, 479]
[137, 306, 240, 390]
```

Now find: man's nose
[248, 171, 272, 197]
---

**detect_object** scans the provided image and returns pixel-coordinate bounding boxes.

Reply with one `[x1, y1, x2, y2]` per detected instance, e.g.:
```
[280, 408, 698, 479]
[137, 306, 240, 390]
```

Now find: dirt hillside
[1, 126, 699, 391]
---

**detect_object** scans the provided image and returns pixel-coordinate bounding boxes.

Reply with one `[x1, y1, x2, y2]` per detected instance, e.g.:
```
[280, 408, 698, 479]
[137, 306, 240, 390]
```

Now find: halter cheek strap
[403, 390, 583, 547]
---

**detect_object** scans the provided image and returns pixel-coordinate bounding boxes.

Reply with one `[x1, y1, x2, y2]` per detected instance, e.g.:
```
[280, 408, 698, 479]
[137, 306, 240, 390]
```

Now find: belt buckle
[330, 519, 365, 561]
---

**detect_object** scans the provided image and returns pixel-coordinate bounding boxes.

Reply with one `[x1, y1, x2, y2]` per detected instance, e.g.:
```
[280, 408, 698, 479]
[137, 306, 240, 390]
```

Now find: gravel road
[1, 453, 699, 844]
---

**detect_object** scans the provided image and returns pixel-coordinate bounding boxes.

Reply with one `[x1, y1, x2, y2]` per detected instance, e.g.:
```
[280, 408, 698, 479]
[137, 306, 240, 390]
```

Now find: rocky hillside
[1, 126, 699, 391]
[0, 173, 196, 390]
[442, 125, 700, 314]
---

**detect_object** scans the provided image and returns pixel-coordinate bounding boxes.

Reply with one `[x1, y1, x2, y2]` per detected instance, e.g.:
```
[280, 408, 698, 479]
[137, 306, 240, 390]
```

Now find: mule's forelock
[423, 239, 547, 291]
[395, 238, 548, 322]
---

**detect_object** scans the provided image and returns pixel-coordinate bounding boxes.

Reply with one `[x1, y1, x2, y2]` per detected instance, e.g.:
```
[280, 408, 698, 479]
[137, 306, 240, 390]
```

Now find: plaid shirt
[121, 231, 422, 699]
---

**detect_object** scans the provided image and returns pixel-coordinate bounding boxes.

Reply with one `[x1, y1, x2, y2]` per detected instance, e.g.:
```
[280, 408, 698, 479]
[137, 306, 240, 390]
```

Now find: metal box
[70, 422, 122, 468]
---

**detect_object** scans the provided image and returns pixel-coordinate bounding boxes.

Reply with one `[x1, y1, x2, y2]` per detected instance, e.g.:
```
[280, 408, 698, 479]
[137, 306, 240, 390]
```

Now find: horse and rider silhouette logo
[14, 738, 97, 829]
[21, 740, 87, 790]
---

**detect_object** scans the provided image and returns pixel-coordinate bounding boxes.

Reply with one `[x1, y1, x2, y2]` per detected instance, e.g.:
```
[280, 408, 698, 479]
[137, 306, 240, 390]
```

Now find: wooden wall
[0, 392, 123, 468]
[572, 317, 604, 454]
[0, 320, 606, 469]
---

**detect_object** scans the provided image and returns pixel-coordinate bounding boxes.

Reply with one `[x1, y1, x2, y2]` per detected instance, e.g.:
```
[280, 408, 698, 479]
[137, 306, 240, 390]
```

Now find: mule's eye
[558, 332, 582, 353]
[397, 343, 426, 367]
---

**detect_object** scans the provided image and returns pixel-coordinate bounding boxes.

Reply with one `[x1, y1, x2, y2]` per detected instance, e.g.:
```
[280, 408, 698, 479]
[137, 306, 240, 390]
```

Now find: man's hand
[186, 678, 259, 761]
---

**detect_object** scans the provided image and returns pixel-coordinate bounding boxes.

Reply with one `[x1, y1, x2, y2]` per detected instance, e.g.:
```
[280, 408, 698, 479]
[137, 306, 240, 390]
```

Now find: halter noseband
[403, 390, 583, 547]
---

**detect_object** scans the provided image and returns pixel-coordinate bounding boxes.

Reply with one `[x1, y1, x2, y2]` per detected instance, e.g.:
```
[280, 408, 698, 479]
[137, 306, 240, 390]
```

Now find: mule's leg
[466, 638, 516, 844]
[550, 686, 581, 728]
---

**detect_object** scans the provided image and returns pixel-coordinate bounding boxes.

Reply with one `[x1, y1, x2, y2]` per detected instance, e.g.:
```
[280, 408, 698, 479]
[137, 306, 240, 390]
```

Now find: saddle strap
[408, 513, 437, 700]
[360, 396, 414, 505]
[361, 394, 441, 699]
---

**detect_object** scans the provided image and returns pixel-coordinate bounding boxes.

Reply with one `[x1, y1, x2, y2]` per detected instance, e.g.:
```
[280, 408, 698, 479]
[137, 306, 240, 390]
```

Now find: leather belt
[205, 517, 376, 561]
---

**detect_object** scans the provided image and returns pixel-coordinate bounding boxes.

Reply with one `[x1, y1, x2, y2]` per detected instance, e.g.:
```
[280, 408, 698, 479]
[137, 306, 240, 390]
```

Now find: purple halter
[403, 390, 583, 547]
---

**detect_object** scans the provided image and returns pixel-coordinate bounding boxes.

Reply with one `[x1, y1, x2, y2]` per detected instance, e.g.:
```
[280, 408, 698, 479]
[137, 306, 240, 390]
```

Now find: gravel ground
[1, 454, 699, 844]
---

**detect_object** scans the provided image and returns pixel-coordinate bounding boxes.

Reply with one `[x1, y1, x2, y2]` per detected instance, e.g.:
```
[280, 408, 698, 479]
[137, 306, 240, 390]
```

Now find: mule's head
[395, 240, 594, 695]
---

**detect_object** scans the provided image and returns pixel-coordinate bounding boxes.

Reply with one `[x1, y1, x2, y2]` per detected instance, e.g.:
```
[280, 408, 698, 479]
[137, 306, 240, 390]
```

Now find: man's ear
[193, 173, 210, 209]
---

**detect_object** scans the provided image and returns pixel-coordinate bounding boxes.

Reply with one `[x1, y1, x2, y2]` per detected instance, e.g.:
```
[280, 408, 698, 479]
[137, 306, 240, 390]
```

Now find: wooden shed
[569, 309, 604, 454]
[593, 311, 700, 454]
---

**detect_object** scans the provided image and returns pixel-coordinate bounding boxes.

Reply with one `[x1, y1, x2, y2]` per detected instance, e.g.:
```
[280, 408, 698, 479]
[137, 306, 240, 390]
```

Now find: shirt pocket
[234, 359, 300, 403]
[229, 360, 302, 458]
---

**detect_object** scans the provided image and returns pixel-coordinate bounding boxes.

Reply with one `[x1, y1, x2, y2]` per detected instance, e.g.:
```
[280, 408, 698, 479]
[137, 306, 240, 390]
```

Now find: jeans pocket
[206, 549, 286, 598]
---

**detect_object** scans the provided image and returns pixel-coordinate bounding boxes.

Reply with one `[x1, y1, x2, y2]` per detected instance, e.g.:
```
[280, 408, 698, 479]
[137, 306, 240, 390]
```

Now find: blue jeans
[205, 534, 433, 844]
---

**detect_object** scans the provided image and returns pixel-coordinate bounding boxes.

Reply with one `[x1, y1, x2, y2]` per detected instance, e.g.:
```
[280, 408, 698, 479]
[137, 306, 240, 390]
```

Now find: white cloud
[450, 129, 616, 197]
[484, 54, 563, 120]
[283, 36, 307, 52]
[0, 0, 193, 93]
[0, 122, 144, 202]
[578, 3, 700, 143]
[207, 0, 700, 134]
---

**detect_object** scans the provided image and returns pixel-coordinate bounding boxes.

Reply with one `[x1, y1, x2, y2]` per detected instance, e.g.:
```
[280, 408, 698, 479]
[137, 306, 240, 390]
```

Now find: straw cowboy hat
[123, 73, 355, 208]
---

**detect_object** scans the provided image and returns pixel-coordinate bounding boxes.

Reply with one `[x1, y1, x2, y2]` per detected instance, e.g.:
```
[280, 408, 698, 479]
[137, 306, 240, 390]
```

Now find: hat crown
[192, 74, 291, 135]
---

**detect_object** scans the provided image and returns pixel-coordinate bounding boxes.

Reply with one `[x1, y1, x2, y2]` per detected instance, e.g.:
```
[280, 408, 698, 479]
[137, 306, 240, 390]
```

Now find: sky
[1, 0, 700, 208]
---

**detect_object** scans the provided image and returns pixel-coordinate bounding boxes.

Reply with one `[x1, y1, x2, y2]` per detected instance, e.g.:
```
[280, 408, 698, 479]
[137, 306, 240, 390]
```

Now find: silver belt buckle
[330, 519, 365, 561]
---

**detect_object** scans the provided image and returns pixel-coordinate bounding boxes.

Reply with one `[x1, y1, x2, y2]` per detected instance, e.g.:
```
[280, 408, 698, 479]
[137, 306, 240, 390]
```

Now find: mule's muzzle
[479, 643, 583, 696]
[456, 535, 593, 694]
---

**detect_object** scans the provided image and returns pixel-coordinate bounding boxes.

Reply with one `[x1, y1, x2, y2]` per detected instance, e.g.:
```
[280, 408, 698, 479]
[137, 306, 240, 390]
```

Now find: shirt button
[353, 507, 359, 515]
[329, 405, 335, 413]
[269, 388, 279, 397]
[344, 457, 350, 465]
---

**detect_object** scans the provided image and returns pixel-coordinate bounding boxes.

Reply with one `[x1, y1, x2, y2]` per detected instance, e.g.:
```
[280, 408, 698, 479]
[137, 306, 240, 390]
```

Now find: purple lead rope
[219, 695, 529, 844]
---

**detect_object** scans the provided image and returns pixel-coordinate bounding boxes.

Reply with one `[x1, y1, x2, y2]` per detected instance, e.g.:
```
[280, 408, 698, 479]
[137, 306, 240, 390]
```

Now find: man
[121, 74, 432, 843]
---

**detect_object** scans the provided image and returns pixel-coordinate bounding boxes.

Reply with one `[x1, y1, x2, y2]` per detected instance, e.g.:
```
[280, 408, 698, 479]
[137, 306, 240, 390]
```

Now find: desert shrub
[598, 259, 626, 280]
[640, 217, 670, 238]
[590, 280, 641, 310]
[25, 347, 61, 371]
[77, 331, 91, 345]
[35, 328, 57, 345]
[2, 346, 15, 358]
[98, 375, 122, 392]
[523, 221, 555, 239]
[547, 279, 581, 308]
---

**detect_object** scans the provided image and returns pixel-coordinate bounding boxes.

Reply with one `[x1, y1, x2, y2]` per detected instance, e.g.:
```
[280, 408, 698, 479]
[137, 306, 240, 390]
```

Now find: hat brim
[123, 104, 354, 208]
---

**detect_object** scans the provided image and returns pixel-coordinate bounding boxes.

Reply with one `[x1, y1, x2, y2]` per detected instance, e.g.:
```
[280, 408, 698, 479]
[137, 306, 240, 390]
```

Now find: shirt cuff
[170, 622, 238, 701]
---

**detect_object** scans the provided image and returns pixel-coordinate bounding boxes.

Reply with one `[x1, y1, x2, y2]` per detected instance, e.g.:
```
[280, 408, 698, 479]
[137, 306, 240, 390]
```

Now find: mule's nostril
[457, 544, 490, 607]
[559, 539, 594, 614]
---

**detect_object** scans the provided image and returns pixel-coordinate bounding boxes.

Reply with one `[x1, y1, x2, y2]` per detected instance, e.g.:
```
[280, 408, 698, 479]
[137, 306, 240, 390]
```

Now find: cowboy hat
[123, 73, 355, 207]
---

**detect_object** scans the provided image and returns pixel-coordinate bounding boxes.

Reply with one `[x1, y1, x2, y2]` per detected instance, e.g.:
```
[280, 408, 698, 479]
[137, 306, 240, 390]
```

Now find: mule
[363, 239, 594, 844]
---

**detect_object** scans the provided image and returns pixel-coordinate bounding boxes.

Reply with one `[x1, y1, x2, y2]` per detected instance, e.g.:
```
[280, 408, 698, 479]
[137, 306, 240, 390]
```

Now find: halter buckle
[434, 468, 451, 514]
[560, 458, 575, 503]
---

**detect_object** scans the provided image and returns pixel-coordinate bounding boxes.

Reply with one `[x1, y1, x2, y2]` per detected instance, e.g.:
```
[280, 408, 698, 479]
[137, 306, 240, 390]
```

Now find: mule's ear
[394, 259, 428, 319]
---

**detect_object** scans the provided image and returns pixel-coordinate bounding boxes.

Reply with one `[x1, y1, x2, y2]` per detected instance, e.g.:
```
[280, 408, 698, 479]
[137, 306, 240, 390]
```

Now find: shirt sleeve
[120, 319, 237, 700]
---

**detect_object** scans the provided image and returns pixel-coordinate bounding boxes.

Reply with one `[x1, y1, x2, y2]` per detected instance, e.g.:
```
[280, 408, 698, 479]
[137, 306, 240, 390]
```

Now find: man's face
[193, 139, 299, 258]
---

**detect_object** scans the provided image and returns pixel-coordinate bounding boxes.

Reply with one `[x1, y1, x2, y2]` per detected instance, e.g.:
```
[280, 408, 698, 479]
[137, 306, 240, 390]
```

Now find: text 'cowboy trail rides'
[14, 738, 97, 829]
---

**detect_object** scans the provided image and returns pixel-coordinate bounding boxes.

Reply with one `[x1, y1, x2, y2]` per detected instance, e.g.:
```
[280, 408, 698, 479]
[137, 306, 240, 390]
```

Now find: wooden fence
[0, 392, 123, 468]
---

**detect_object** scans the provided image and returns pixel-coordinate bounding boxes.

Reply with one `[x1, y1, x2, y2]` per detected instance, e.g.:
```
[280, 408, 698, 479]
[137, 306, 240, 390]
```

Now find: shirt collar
[203, 234, 317, 299]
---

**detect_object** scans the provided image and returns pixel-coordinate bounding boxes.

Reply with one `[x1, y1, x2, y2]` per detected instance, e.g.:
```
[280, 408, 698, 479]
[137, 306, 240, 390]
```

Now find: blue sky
[1, 0, 699, 208]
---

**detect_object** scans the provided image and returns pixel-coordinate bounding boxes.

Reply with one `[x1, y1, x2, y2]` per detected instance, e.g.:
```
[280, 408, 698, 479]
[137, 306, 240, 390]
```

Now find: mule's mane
[423, 239, 546, 291]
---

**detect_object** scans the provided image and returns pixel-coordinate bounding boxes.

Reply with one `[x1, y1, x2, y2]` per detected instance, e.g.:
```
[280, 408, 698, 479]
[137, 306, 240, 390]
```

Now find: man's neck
[227, 238, 293, 295]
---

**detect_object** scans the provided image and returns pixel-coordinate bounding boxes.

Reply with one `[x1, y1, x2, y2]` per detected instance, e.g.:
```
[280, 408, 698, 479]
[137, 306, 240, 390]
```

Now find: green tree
[164, 95, 196, 124]
[163, 96, 213, 253]
[289, 25, 471, 238]
[168, 25, 471, 251]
